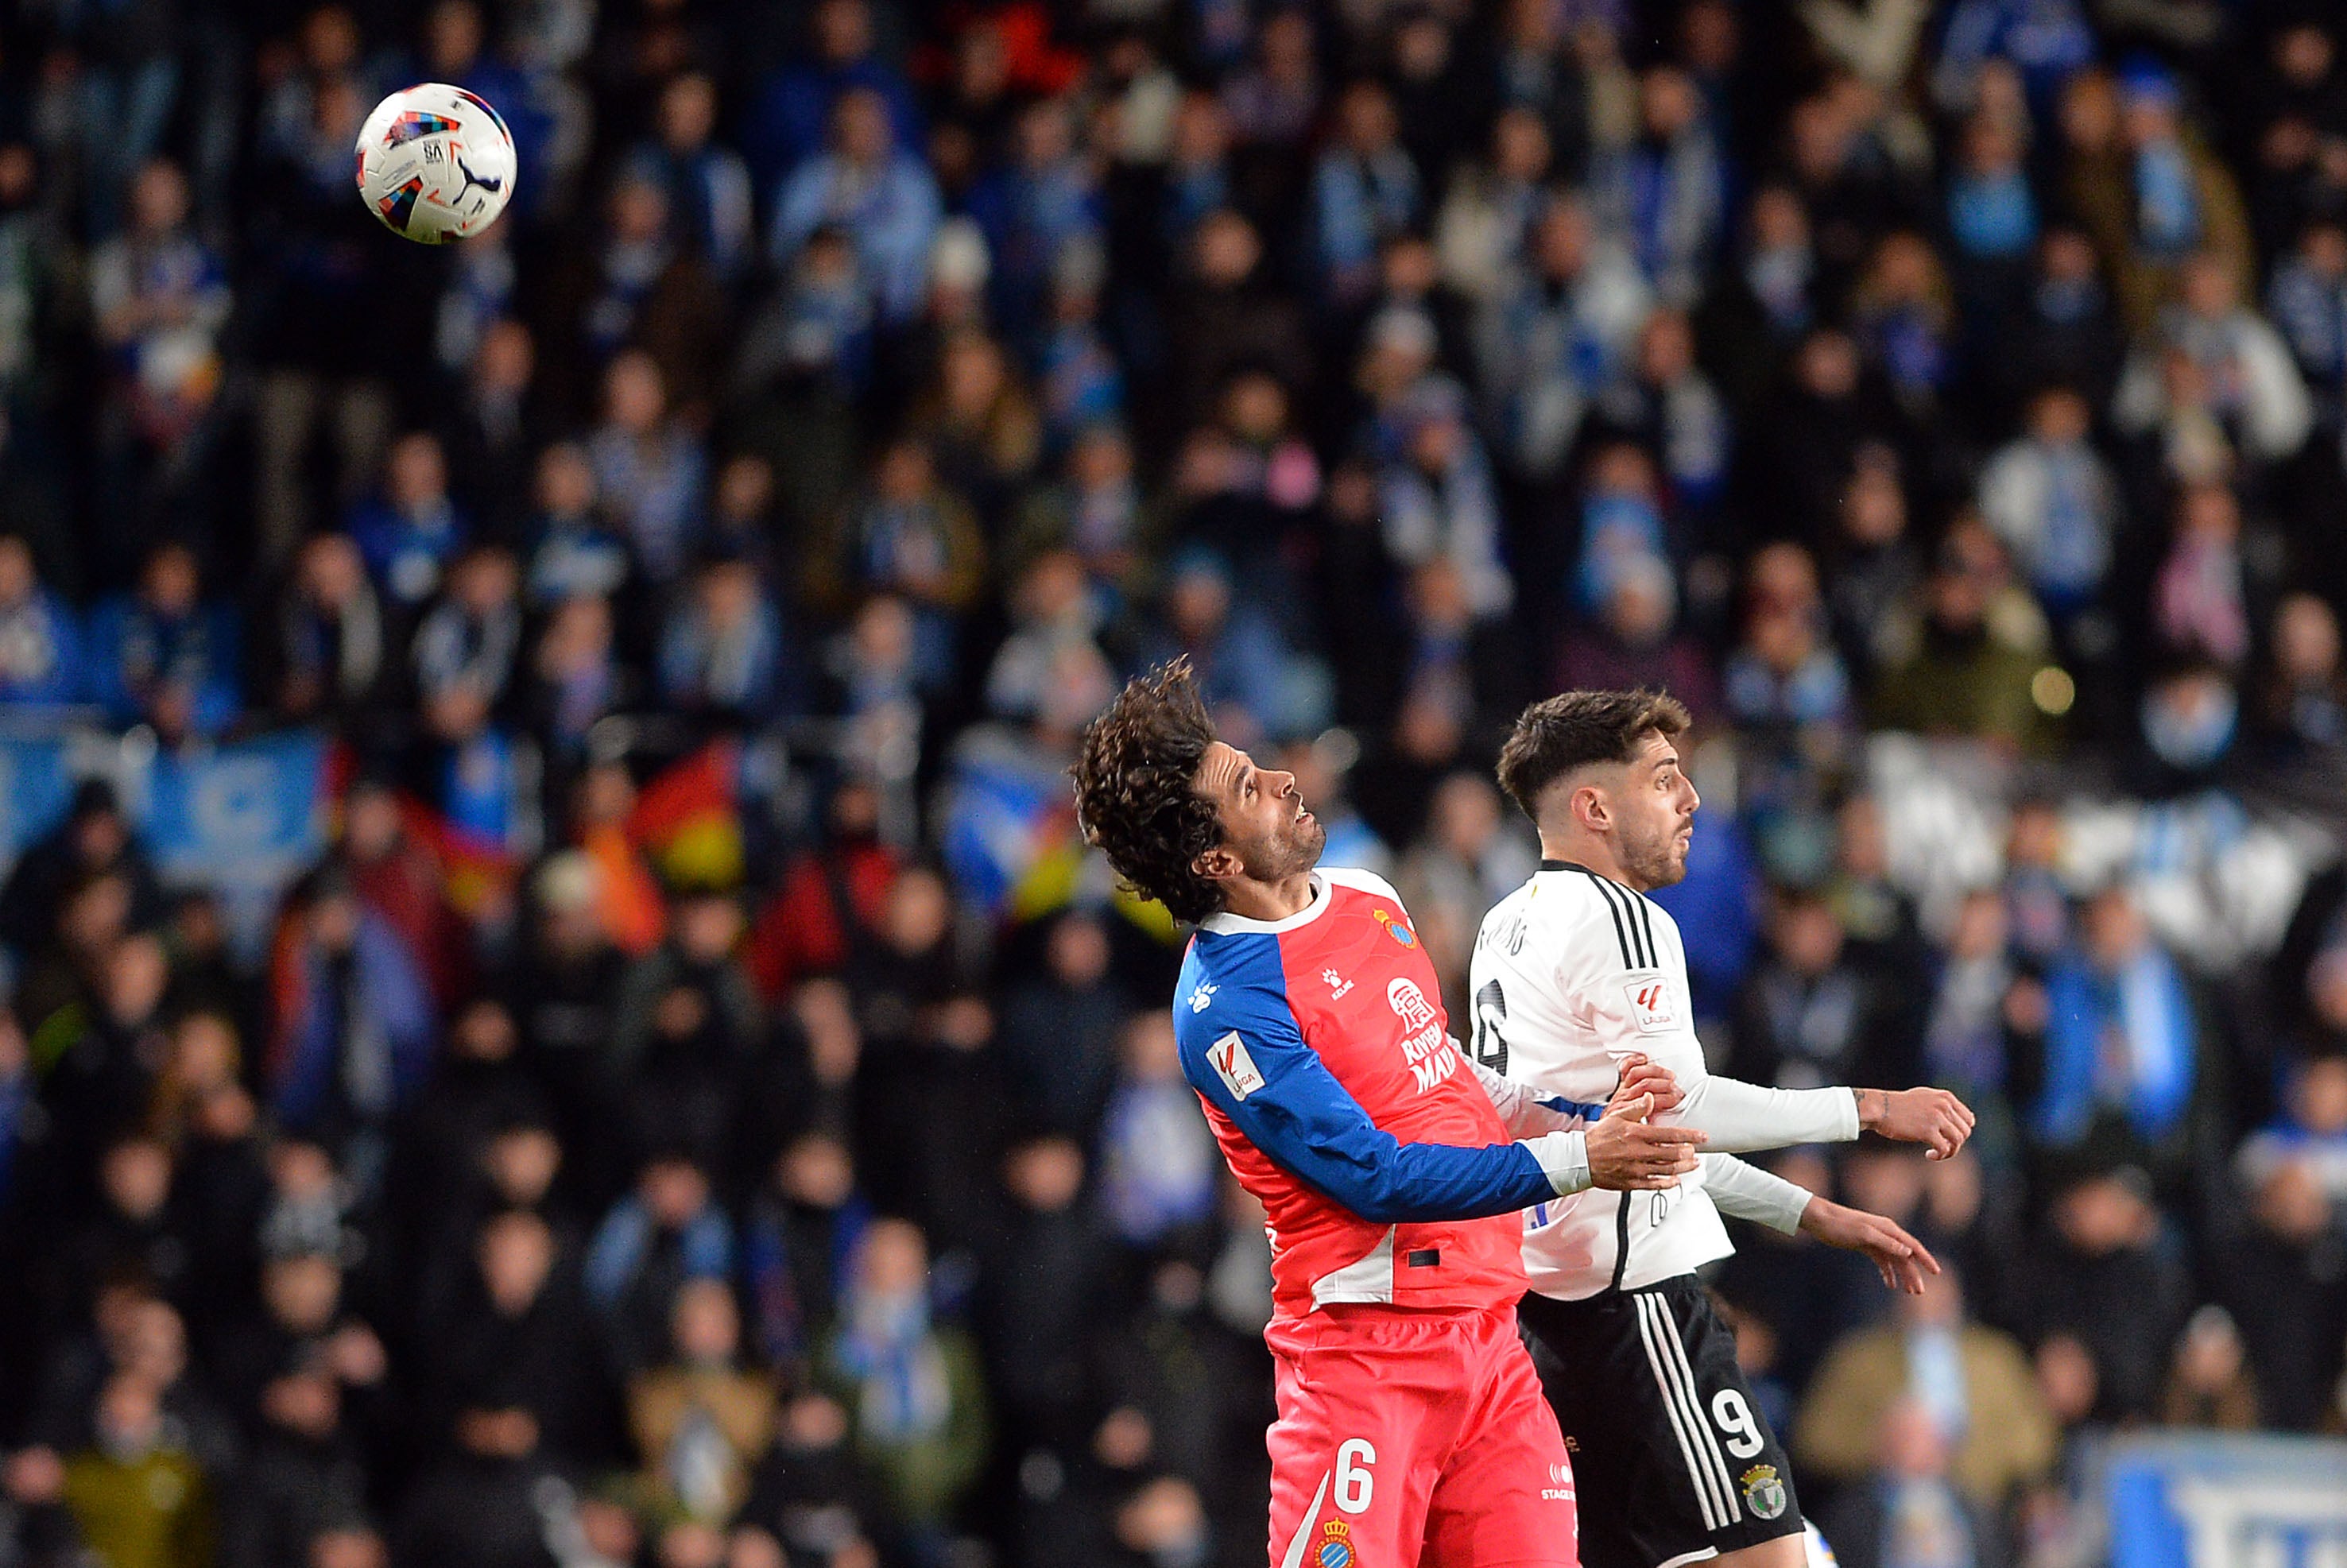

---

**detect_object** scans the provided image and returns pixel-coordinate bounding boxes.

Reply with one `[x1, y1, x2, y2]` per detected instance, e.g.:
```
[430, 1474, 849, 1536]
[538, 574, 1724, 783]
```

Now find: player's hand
[1610, 1054, 1683, 1116]
[1857, 1086, 1976, 1160]
[1585, 1094, 1706, 1191]
[1798, 1198, 1941, 1294]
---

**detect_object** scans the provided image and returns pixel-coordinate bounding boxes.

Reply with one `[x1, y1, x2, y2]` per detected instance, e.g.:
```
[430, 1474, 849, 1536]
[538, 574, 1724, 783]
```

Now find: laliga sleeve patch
[1207, 1031, 1267, 1100]
[1621, 976, 1678, 1035]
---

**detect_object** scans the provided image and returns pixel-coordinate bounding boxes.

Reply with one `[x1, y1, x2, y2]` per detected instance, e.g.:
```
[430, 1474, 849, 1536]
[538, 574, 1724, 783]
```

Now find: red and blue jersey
[1173, 867, 1555, 1321]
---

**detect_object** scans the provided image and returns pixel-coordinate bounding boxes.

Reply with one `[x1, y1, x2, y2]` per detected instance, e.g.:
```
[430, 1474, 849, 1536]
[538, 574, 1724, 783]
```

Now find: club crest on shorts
[1741, 1464, 1787, 1520]
[1317, 1520, 1354, 1568]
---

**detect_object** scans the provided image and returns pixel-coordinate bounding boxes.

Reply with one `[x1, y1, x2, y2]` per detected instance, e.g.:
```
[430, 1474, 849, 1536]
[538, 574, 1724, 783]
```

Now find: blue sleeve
[1178, 969, 1556, 1225]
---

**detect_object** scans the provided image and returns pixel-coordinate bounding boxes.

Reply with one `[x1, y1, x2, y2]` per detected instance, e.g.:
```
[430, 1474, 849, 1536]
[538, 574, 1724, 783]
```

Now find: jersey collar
[1198, 871, 1332, 936]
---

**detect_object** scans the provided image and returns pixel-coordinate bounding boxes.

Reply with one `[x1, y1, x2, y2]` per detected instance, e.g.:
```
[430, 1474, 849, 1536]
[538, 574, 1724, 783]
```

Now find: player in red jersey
[1071, 662, 1709, 1568]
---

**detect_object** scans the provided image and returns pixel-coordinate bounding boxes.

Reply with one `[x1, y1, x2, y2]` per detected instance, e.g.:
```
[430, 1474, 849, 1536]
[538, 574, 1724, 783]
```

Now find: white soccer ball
[354, 83, 517, 243]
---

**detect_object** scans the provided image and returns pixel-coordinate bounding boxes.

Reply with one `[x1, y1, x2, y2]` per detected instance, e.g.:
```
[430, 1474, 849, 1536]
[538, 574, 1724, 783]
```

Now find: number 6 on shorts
[1335, 1440, 1377, 1515]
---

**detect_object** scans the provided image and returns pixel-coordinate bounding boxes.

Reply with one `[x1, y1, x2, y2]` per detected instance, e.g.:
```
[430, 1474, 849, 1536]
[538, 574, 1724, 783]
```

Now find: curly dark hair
[1497, 688, 1691, 822]
[1069, 658, 1229, 926]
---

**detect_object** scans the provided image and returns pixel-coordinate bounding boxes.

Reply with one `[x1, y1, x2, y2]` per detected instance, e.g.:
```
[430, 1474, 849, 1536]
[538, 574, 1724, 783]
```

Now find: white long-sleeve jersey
[1470, 859, 1861, 1299]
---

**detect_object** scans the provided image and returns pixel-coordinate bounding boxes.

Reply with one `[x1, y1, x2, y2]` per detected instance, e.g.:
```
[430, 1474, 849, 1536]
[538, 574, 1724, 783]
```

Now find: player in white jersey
[1470, 690, 1974, 1568]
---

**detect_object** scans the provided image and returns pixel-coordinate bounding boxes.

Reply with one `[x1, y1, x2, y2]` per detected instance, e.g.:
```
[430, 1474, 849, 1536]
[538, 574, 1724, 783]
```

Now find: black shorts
[1519, 1276, 1803, 1568]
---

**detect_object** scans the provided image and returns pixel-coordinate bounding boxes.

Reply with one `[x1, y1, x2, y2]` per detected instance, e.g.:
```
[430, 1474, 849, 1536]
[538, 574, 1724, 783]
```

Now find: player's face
[1195, 741, 1326, 884]
[1612, 732, 1699, 890]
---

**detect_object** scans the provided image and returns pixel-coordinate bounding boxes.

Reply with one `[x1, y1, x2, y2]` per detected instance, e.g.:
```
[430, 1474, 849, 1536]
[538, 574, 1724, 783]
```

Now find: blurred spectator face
[95, 1375, 165, 1458]
[105, 934, 168, 1025]
[777, 1133, 854, 1208]
[605, 353, 668, 436]
[835, 87, 893, 166]
[1121, 1012, 1182, 1082]
[482, 1125, 560, 1205]
[883, 868, 951, 954]
[344, 782, 402, 861]
[1118, 1478, 1208, 1561]
[1794, 331, 1860, 398]
[1895, 1261, 1964, 1330]
[314, 1530, 385, 1568]
[640, 1156, 711, 1227]
[1046, 911, 1110, 988]
[610, 175, 669, 244]
[1336, 81, 1398, 153]
[1017, 99, 1075, 169]
[2254, 1161, 2330, 1243]
[1768, 893, 1844, 977]
[2030, 387, 2091, 445]
[1168, 557, 1233, 641]
[2274, 594, 2342, 684]
[660, 73, 718, 153]
[2290, 1054, 2347, 1135]
[2041, 228, 2099, 287]
[1602, 556, 1677, 648]
[452, 998, 517, 1062]
[1069, 425, 1133, 490]
[1392, 15, 1450, 82]
[0, 536, 33, 606]
[2060, 70, 2120, 153]
[1750, 186, 1809, 253]
[1532, 199, 1591, 281]
[1842, 1148, 1926, 1223]
[674, 892, 742, 962]
[1193, 210, 1261, 286]
[121, 1300, 188, 1386]
[1841, 448, 1905, 546]
[261, 1367, 339, 1438]
[475, 319, 534, 395]
[874, 439, 931, 501]
[2053, 1172, 2156, 1255]
[852, 1218, 929, 1300]
[2179, 254, 2237, 319]
[101, 1136, 172, 1221]
[1222, 373, 1289, 444]
[424, 0, 485, 76]
[300, 5, 362, 75]
[130, 160, 189, 237]
[714, 455, 773, 527]
[167, 1012, 236, 1094]
[1261, 10, 1315, 83]
[696, 560, 761, 630]
[263, 1252, 342, 1333]
[142, 544, 201, 615]
[1002, 1136, 1084, 1212]
[451, 548, 520, 614]
[2035, 1333, 2099, 1423]
[671, 1278, 738, 1365]
[478, 1211, 556, 1314]
[1961, 112, 2023, 176]
[388, 432, 449, 510]
[535, 443, 596, 517]
[62, 873, 134, 957]
[1877, 1399, 1954, 1480]
[813, 0, 872, 62]
[2081, 885, 2147, 966]
[533, 850, 607, 954]
[1948, 888, 2008, 958]
[1430, 772, 1501, 860]
[2172, 1304, 2246, 1397]
[1637, 311, 1696, 385]
[1640, 66, 1700, 139]
[1170, 91, 1230, 167]
[297, 533, 366, 607]
[939, 333, 1009, 420]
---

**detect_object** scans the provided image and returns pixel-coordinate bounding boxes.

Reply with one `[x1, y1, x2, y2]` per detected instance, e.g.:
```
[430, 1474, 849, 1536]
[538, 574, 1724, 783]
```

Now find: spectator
[622, 1279, 777, 1551]
[2012, 1164, 2191, 1423]
[85, 542, 238, 741]
[1310, 81, 1421, 310]
[2025, 885, 2198, 1164]
[586, 1154, 734, 1380]
[1814, 1398, 2010, 1568]
[60, 1374, 216, 1568]
[772, 87, 943, 327]
[1978, 387, 2120, 633]
[273, 534, 385, 725]
[350, 432, 467, 616]
[412, 545, 524, 742]
[1795, 1266, 2058, 1512]
[589, 351, 707, 588]
[632, 72, 755, 283]
[658, 556, 791, 726]
[0, 536, 84, 710]
[816, 1220, 988, 1548]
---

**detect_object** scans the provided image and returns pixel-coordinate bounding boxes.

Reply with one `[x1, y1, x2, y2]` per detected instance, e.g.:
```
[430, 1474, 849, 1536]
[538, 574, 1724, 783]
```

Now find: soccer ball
[354, 84, 517, 243]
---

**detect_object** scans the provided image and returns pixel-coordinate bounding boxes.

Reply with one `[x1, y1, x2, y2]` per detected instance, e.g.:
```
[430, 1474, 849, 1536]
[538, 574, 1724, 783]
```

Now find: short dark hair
[1496, 689, 1691, 822]
[1069, 659, 1226, 926]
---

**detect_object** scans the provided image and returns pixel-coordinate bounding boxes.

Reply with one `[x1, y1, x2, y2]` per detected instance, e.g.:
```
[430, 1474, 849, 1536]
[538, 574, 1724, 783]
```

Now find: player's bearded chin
[1621, 811, 1687, 889]
[1243, 812, 1326, 881]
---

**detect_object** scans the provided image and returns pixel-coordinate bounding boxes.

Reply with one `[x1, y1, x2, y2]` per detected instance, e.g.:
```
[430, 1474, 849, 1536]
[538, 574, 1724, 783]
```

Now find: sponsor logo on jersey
[1188, 981, 1218, 1013]
[1388, 979, 1458, 1091]
[1317, 1522, 1354, 1568]
[1542, 1462, 1575, 1502]
[1386, 978, 1438, 1032]
[1622, 977, 1677, 1034]
[1371, 907, 1417, 947]
[1206, 1031, 1265, 1100]
[1741, 1465, 1787, 1520]
[1321, 968, 1354, 1000]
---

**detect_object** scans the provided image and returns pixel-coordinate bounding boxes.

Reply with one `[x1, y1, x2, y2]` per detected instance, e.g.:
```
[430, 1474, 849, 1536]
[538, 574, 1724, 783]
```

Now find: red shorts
[1264, 1302, 1578, 1568]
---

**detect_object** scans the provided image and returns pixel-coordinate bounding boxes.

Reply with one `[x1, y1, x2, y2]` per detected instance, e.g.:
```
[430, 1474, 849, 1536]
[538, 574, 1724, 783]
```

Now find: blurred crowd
[0, 1, 2342, 1568]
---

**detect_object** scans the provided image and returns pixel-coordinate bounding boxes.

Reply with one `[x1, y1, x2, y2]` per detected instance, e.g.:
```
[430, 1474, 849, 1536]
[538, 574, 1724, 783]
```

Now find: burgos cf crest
[1741, 1464, 1787, 1520]
[1316, 1521, 1354, 1568]
[1371, 907, 1417, 947]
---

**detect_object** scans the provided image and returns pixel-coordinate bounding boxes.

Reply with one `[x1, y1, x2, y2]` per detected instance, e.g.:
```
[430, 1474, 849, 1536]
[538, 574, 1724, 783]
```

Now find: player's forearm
[1337, 1136, 1586, 1222]
[1701, 1154, 1813, 1234]
[1465, 1053, 1602, 1136]
[1667, 1075, 1861, 1150]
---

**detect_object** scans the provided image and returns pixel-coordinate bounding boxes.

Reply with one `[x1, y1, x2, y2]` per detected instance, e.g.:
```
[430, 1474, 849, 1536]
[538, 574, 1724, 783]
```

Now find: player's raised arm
[1184, 989, 1706, 1219]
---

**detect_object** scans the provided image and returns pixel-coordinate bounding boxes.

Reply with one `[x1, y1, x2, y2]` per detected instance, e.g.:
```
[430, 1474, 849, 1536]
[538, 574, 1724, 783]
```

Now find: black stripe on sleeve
[1582, 873, 1635, 968]
[1632, 892, 1658, 968]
